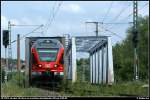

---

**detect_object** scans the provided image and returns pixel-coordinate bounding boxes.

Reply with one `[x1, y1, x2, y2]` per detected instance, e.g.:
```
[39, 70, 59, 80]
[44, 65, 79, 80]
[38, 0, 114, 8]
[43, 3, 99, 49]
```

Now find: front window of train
[37, 48, 58, 62]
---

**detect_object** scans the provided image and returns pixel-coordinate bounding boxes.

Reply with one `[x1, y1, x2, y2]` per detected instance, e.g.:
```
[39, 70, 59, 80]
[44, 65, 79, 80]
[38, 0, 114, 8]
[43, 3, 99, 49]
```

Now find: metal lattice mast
[8, 21, 12, 72]
[133, 1, 139, 81]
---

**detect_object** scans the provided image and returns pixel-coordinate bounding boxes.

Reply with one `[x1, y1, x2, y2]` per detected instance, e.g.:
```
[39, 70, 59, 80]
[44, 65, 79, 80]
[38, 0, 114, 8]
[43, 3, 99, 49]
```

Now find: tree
[113, 15, 149, 82]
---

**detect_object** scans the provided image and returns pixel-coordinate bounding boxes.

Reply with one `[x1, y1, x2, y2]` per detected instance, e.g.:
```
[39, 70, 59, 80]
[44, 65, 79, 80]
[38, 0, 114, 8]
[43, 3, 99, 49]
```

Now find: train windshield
[37, 48, 58, 62]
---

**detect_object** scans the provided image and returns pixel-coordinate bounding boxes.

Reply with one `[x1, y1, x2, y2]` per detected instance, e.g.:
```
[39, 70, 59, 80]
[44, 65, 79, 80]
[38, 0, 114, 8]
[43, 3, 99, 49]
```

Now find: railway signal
[132, 29, 138, 47]
[3, 30, 9, 48]
[2, 30, 9, 82]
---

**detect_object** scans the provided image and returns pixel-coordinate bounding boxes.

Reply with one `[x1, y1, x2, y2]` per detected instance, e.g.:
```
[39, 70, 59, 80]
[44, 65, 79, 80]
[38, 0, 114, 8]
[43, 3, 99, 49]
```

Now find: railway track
[34, 82, 61, 91]
[29, 79, 63, 96]
[31, 77, 63, 92]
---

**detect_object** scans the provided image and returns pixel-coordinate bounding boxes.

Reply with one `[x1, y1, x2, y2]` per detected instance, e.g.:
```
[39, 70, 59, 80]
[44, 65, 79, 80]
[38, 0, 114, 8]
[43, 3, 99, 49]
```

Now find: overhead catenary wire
[102, 22, 132, 24]
[102, 1, 113, 22]
[43, 1, 57, 34]
[138, 2, 149, 13]
[100, 25, 123, 39]
[10, 25, 42, 27]
[19, 24, 44, 39]
[101, 2, 148, 37]
[5, 1, 63, 45]
[46, 1, 63, 32]
[103, 2, 148, 36]
[99, 2, 132, 37]
[110, 1, 132, 22]
[44, 1, 63, 35]
[5, 2, 148, 44]
[10, 24, 44, 44]
[105, 1, 132, 30]
[119, 2, 149, 22]
[104, 29, 123, 39]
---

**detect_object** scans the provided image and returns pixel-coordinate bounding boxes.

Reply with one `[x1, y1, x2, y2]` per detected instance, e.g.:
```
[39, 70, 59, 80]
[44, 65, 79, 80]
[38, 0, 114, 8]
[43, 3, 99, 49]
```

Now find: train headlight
[38, 64, 42, 67]
[54, 64, 58, 68]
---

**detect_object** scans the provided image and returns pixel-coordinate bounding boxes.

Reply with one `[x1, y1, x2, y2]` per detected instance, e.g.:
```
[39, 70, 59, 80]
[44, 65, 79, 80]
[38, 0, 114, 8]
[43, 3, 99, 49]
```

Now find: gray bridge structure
[65, 36, 114, 84]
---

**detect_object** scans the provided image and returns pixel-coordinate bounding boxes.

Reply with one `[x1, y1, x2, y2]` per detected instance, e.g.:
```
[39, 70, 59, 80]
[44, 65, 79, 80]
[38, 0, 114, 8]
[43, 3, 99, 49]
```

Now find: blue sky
[1, 1, 149, 60]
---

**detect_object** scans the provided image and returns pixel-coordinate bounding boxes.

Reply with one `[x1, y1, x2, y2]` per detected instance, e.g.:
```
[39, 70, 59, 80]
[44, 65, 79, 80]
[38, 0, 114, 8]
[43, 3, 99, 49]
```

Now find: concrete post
[71, 37, 77, 83]
[107, 37, 114, 84]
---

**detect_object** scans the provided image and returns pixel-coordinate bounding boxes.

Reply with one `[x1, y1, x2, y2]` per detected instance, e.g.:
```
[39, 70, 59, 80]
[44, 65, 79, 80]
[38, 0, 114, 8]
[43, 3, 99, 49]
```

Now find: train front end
[31, 39, 64, 79]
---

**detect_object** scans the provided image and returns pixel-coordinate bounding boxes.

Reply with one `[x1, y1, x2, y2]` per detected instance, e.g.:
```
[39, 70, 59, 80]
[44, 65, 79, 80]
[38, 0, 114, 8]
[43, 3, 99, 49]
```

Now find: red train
[31, 39, 64, 79]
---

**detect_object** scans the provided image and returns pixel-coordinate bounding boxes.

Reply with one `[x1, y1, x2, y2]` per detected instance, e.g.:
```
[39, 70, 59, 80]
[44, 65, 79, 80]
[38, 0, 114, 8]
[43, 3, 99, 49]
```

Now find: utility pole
[85, 22, 103, 36]
[17, 34, 21, 85]
[17, 34, 20, 72]
[132, 1, 139, 81]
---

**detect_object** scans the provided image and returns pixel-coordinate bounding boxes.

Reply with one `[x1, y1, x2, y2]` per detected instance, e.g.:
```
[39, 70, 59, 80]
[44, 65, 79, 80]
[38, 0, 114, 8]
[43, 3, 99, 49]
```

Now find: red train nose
[44, 64, 51, 68]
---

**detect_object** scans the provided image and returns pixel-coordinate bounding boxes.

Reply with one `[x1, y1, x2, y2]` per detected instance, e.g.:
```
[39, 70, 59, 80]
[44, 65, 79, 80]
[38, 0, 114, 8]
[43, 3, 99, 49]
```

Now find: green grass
[62, 80, 149, 96]
[1, 72, 62, 96]
[1, 79, 63, 96]
[1, 73, 149, 97]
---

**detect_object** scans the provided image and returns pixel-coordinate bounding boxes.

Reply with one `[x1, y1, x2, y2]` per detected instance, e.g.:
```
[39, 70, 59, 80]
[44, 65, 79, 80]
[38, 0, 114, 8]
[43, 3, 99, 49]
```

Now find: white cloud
[62, 3, 84, 13]
[20, 17, 46, 26]
[1, 15, 8, 29]
[1, 15, 23, 28]
[11, 19, 20, 25]
[69, 4, 81, 12]
[21, 17, 34, 25]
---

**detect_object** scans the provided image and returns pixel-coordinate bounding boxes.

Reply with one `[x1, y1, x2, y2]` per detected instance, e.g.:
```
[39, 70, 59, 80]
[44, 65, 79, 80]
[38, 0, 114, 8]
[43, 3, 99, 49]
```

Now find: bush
[10, 72, 26, 87]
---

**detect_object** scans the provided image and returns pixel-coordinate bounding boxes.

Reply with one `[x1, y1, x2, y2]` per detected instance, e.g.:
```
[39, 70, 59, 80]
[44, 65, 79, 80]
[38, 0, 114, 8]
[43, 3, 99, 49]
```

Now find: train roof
[32, 39, 63, 48]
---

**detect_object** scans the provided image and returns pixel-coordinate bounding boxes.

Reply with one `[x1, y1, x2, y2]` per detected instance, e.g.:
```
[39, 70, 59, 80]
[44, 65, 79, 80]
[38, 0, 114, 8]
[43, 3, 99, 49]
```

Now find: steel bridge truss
[65, 36, 114, 84]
